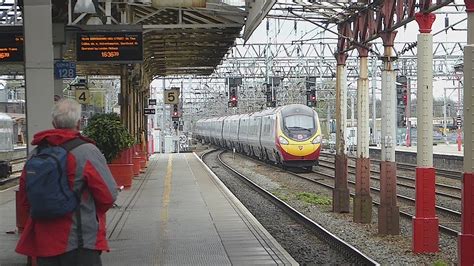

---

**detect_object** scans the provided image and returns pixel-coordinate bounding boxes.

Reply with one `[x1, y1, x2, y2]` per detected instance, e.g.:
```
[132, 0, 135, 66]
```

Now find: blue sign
[54, 61, 76, 79]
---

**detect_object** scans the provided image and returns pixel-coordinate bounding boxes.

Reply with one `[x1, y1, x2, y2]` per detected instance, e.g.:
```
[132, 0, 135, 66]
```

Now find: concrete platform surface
[0, 153, 297, 266]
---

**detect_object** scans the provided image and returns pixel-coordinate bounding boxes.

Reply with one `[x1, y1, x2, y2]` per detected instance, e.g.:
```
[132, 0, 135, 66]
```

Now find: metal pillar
[406, 78, 412, 147]
[413, 12, 439, 253]
[333, 52, 350, 213]
[460, 1, 474, 264]
[23, 0, 54, 153]
[354, 48, 372, 223]
[371, 57, 377, 145]
[120, 66, 128, 125]
[378, 31, 400, 235]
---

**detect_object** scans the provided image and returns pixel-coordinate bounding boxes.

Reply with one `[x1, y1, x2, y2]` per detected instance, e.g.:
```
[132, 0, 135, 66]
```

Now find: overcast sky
[237, 4, 468, 102]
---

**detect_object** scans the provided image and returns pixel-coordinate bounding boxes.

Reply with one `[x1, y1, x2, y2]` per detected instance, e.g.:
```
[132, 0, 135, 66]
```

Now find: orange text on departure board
[80, 36, 139, 59]
[0, 47, 18, 60]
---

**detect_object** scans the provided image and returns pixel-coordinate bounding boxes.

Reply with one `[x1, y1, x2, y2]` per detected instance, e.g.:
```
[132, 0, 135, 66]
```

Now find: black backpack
[25, 138, 86, 219]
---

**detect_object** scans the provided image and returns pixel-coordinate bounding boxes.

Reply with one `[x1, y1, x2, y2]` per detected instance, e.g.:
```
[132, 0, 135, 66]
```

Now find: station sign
[164, 88, 180, 104]
[76, 31, 143, 63]
[54, 61, 76, 79]
[144, 108, 156, 115]
[0, 32, 24, 63]
[148, 99, 157, 105]
[75, 89, 90, 104]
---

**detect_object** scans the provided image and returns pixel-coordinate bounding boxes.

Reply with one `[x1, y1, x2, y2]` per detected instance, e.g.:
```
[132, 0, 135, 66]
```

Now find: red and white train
[195, 104, 322, 170]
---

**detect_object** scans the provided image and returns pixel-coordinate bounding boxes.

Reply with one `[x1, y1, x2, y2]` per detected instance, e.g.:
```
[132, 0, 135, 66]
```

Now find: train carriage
[195, 104, 322, 169]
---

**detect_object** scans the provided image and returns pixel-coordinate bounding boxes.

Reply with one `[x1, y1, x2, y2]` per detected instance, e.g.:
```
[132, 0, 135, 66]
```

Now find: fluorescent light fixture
[74, 0, 97, 14]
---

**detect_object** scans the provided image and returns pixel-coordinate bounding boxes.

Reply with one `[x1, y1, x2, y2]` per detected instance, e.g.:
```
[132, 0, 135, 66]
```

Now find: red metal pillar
[459, 0, 474, 264]
[354, 47, 372, 223]
[378, 31, 400, 235]
[412, 12, 439, 253]
[333, 52, 350, 213]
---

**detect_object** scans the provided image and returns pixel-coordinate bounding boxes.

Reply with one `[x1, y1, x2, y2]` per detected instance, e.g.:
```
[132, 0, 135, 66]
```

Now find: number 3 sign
[75, 89, 90, 104]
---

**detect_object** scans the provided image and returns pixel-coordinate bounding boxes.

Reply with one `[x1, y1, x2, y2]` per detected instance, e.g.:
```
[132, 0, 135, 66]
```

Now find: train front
[275, 104, 322, 169]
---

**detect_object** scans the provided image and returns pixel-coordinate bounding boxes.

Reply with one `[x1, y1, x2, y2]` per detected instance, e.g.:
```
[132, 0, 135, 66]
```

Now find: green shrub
[83, 113, 134, 163]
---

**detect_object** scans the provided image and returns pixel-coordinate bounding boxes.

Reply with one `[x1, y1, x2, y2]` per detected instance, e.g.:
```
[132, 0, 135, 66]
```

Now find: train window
[283, 115, 314, 130]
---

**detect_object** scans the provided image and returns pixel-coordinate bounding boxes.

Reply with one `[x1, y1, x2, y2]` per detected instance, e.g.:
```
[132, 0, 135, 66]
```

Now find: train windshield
[282, 115, 316, 141]
[283, 115, 314, 130]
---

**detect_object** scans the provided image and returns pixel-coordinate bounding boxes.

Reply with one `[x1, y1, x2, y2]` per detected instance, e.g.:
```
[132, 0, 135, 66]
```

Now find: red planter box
[111, 148, 133, 164]
[132, 157, 141, 176]
[108, 163, 134, 188]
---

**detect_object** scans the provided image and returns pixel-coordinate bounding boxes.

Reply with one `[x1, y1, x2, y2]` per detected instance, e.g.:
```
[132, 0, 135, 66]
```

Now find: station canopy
[0, 0, 283, 77]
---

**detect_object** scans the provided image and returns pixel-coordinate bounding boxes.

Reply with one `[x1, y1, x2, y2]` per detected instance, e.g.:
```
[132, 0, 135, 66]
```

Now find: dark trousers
[37, 248, 102, 266]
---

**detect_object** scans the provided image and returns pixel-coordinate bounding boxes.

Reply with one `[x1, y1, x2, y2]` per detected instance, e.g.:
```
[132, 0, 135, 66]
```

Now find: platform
[0, 153, 296, 265]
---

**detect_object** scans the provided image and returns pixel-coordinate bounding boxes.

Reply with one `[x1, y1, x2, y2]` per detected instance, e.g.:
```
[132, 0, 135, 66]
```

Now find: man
[16, 98, 118, 266]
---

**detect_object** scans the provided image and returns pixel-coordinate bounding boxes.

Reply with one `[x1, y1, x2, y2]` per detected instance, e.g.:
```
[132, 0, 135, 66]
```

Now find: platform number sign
[54, 61, 76, 79]
[75, 89, 90, 104]
[164, 88, 180, 104]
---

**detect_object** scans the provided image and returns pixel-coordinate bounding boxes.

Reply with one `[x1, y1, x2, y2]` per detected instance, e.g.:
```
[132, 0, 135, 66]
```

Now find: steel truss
[213, 41, 464, 79]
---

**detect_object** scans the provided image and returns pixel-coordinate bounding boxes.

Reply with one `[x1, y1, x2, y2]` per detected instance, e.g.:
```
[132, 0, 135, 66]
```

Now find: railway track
[320, 152, 462, 180]
[217, 149, 460, 237]
[296, 168, 460, 236]
[314, 156, 461, 234]
[318, 158, 461, 200]
[201, 149, 379, 265]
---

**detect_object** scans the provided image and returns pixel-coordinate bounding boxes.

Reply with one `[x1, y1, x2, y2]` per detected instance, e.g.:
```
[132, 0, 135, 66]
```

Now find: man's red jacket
[16, 129, 117, 257]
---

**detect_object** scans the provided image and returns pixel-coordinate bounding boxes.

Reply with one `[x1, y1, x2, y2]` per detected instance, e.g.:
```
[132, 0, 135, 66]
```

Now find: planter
[111, 148, 133, 164]
[132, 157, 142, 176]
[139, 156, 147, 170]
[108, 163, 134, 188]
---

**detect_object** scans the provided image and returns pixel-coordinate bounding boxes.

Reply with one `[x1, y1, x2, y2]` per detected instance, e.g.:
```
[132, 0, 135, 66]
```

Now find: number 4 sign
[75, 89, 90, 104]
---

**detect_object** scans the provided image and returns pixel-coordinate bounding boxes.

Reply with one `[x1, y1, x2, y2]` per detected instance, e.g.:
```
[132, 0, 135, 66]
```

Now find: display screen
[0, 32, 24, 63]
[76, 31, 143, 62]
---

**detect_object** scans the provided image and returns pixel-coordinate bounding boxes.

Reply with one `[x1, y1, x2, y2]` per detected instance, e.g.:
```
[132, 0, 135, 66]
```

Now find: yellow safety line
[160, 154, 173, 234]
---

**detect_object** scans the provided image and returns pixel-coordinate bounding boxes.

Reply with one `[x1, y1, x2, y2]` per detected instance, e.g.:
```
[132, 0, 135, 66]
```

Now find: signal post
[460, 0, 474, 264]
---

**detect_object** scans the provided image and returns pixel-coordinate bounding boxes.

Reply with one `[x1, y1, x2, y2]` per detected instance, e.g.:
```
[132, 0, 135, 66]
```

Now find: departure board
[76, 31, 143, 62]
[0, 32, 24, 63]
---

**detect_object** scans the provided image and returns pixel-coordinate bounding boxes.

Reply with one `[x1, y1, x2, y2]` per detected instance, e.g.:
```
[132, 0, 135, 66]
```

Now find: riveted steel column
[412, 12, 439, 254]
[23, 0, 54, 153]
[333, 53, 350, 213]
[378, 31, 400, 235]
[460, 1, 474, 264]
[354, 48, 372, 223]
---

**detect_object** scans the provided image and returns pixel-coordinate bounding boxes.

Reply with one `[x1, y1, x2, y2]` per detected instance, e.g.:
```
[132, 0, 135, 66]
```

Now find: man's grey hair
[52, 98, 82, 129]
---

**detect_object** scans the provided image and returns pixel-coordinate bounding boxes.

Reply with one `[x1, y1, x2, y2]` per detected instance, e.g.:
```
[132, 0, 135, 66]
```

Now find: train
[195, 104, 322, 170]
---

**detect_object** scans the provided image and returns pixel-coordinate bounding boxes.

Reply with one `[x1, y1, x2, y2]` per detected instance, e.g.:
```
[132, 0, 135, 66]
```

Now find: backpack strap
[61, 138, 87, 152]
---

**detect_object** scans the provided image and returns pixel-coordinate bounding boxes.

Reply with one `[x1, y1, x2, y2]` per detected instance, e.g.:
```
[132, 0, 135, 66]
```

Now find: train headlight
[279, 136, 289, 145]
[312, 136, 321, 144]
